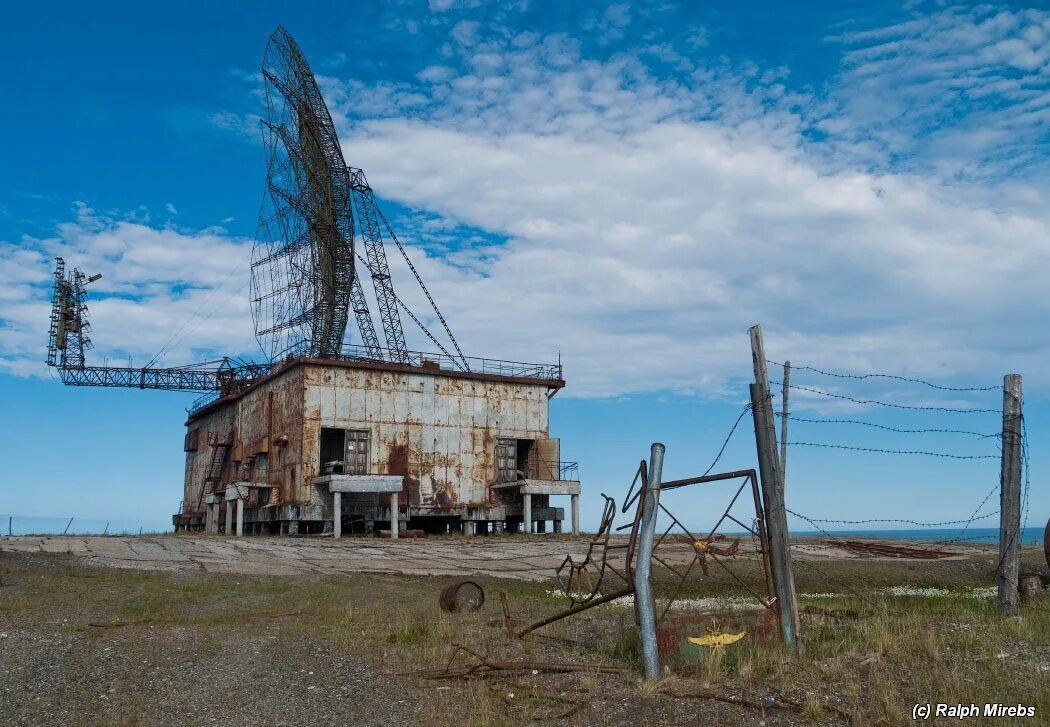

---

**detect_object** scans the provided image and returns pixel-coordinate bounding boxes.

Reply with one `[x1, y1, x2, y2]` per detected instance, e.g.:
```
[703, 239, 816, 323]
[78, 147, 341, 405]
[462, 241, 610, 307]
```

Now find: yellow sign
[687, 631, 746, 648]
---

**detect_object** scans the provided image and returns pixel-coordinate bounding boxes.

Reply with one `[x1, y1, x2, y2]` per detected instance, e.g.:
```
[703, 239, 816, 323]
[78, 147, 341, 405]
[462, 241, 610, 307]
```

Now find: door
[495, 437, 517, 482]
[345, 429, 371, 475]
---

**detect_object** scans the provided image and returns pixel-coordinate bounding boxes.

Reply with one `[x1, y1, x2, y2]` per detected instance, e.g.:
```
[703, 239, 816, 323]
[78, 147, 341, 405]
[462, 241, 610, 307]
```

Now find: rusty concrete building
[179, 353, 580, 538]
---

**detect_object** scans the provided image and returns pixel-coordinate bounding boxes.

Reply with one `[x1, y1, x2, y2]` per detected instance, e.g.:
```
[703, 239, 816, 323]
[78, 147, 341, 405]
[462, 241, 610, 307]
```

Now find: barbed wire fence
[691, 330, 1035, 619]
[0, 515, 170, 537]
[761, 357, 1031, 547]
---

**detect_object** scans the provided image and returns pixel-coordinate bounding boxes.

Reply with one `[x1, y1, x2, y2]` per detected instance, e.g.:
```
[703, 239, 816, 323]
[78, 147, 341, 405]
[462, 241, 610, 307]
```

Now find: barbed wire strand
[786, 508, 999, 529]
[776, 414, 999, 439]
[946, 481, 1003, 543]
[702, 404, 752, 477]
[766, 360, 998, 392]
[788, 441, 999, 460]
[1020, 416, 1031, 539]
[772, 381, 999, 414]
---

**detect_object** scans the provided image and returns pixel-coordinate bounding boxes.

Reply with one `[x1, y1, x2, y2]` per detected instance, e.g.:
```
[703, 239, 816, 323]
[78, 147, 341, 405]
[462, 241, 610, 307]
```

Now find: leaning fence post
[63, 517, 74, 535]
[8, 516, 11, 536]
[998, 373, 1023, 617]
[749, 325, 801, 652]
[634, 442, 665, 680]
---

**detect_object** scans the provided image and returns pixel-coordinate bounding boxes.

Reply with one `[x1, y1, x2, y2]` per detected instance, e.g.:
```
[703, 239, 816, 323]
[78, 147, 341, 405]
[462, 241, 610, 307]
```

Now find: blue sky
[0, 1, 1046, 533]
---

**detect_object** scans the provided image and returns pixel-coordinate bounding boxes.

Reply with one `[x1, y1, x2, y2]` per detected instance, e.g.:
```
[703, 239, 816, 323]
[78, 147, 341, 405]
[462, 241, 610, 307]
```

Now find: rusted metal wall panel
[182, 367, 306, 512]
[302, 363, 550, 508]
[184, 362, 553, 513]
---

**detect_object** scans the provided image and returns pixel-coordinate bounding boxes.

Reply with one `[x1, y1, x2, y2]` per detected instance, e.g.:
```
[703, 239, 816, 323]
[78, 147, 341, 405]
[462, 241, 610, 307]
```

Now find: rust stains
[388, 443, 421, 507]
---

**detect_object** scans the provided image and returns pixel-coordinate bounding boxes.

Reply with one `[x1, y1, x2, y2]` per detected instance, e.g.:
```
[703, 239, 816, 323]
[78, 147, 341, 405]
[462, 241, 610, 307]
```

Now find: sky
[0, 1, 1046, 534]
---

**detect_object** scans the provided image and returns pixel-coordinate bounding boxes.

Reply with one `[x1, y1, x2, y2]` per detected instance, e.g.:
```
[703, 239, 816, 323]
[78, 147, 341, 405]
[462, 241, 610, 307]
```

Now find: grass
[1, 545, 1048, 725]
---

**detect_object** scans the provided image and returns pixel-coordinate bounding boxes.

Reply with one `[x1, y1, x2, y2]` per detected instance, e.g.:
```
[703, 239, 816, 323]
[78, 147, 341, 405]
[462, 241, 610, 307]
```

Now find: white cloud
[827, 5, 1050, 183]
[0, 206, 257, 378]
[4, 4, 1048, 406]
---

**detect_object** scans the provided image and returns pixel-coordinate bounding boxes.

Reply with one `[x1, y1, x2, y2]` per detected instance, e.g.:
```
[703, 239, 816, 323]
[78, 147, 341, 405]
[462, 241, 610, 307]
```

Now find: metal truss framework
[44, 28, 485, 405]
[250, 25, 355, 361]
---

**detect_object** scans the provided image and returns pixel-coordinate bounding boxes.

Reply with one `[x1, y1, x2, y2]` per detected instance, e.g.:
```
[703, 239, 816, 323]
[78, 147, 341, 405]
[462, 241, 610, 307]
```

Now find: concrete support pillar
[494, 521, 505, 535]
[537, 520, 546, 533]
[571, 494, 580, 536]
[236, 498, 244, 537]
[332, 492, 342, 539]
[288, 520, 298, 536]
[553, 519, 562, 533]
[523, 493, 532, 535]
[389, 492, 398, 540]
[224, 504, 232, 536]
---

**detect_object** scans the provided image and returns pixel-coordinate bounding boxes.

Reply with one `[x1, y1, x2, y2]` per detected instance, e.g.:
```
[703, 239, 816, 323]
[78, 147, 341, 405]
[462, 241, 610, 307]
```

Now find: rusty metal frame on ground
[510, 462, 780, 641]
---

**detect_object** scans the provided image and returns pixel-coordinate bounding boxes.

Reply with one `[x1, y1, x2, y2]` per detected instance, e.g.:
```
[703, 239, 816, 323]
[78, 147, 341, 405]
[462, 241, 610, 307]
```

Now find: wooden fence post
[749, 325, 801, 651]
[998, 373, 1023, 617]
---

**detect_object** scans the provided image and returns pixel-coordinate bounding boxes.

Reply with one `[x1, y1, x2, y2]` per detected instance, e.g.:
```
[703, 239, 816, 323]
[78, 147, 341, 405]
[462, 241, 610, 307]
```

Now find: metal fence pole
[62, 517, 73, 535]
[8, 516, 11, 536]
[634, 442, 665, 680]
[998, 373, 1023, 617]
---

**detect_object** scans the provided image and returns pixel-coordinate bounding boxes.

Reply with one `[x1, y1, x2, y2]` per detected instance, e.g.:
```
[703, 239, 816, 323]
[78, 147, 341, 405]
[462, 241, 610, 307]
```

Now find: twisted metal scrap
[555, 495, 627, 606]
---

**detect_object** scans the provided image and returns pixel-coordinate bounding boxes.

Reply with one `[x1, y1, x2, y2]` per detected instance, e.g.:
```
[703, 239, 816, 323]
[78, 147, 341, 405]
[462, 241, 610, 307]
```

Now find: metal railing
[522, 458, 580, 482]
[183, 346, 563, 417]
[336, 344, 563, 381]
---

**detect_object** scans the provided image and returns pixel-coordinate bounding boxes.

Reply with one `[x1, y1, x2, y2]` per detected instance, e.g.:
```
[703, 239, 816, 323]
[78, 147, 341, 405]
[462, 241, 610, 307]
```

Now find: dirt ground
[1, 534, 1048, 726]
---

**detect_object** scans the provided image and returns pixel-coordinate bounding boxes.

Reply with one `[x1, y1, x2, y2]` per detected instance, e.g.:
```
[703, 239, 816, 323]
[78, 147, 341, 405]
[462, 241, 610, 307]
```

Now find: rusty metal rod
[514, 585, 634, 638]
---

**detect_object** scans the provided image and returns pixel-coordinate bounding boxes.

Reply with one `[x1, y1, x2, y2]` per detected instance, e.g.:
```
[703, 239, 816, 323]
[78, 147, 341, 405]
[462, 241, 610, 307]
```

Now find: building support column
[494, 521, 505, 535]
[235, 498, 244, 537]
[224, 504, 232, 536]
[332, 492, 341, 539]
[571, 494, 580, 536]
[553, 518, 562, 533]
[523, 493, 532, 534]
[390, 492, 399, 540]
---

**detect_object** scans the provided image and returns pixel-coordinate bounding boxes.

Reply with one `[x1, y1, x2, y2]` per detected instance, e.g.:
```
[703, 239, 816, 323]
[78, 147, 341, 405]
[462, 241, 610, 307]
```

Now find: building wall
[182, 366, 305, 512]
[183, 362, 553, 513]
[301, 364, 550, 507]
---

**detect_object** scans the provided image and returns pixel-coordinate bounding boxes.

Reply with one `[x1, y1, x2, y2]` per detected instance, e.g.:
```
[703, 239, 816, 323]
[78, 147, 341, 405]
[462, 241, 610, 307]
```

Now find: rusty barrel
[1044, 516, 1049, 569]
[439, 580, 485, 613]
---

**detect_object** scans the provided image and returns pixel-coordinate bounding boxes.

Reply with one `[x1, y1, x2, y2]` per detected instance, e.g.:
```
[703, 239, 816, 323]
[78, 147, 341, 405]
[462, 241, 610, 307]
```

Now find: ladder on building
[194, 435, 232, 513]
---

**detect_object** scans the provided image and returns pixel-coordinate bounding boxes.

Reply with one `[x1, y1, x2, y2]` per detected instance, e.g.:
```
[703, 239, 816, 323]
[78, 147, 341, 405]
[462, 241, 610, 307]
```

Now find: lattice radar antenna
[47, 258, 101, 370]
[251, 26, 358, 362]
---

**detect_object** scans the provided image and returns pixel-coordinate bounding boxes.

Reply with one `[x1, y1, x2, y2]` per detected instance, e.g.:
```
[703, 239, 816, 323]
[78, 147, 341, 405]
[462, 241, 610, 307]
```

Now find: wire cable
[773, 381, 999, 414]
[777, 414, 999, 439]
[787, 441, 999, 460]
[766, 360, 998, 392]
[702, 404, 752, 476]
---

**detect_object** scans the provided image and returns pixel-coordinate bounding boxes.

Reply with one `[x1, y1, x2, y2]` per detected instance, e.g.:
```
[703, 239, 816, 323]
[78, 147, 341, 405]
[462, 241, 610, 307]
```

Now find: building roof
[187, 354, 565, 423]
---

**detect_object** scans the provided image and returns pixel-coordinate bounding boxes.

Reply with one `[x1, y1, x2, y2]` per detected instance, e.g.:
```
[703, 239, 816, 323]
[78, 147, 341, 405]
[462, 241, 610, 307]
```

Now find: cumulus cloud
[3, 3, 1047, 407]
[0, 204, 257, 378]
